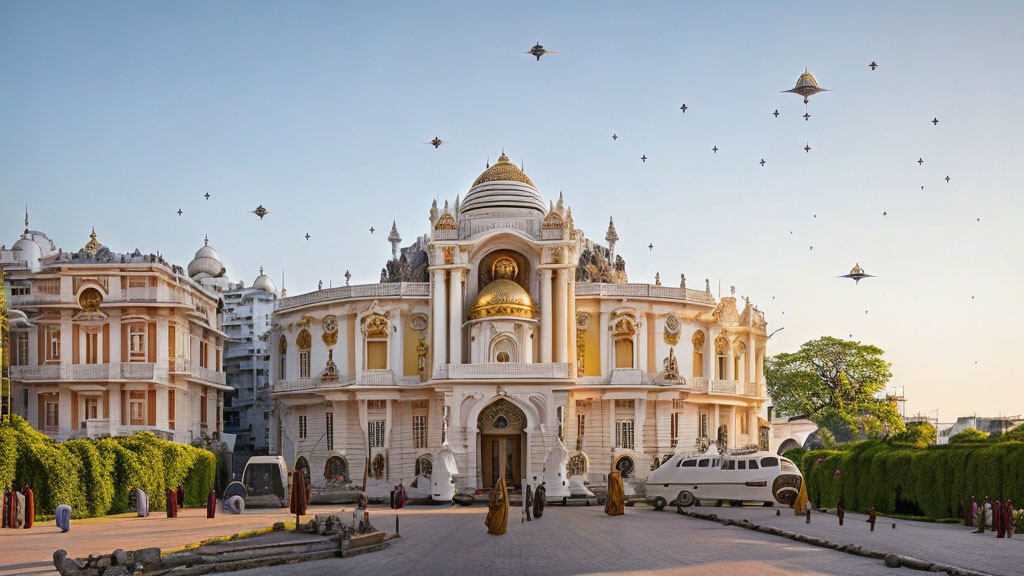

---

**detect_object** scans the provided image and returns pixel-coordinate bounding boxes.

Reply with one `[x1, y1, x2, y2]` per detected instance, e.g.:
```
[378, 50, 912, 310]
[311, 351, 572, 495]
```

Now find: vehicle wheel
[652, 497, 667, 511]
[729, 500, 743, 507]
[714, 499, 724, 507]
[676, 490, 696, 507]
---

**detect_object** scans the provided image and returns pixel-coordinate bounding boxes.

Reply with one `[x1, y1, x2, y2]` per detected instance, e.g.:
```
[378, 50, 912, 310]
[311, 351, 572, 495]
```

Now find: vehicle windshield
[779, 458, 800, 474]
[243, 464, 285, 498]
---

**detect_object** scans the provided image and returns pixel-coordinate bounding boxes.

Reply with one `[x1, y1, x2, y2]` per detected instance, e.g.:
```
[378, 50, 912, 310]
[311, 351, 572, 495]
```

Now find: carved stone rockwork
[663, 347, 680, 382]
[380, 244, 429, 283]
[575, 243, 627, 284]
[576, 335, 585, 377]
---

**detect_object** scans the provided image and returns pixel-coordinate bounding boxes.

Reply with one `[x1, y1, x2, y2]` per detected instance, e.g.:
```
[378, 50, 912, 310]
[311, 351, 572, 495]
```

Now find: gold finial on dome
[472, 151, 535, 187]
[83, 227, 101, 257]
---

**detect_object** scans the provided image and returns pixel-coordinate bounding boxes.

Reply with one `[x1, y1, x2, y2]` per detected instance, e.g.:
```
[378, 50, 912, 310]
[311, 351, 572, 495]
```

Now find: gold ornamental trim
[471, 153, 535, 187]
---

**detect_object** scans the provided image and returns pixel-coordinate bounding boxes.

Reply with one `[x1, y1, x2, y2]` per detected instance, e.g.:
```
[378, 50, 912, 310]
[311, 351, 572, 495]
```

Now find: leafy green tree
[766, 336, 903, 440]
[1004, 424, 1024, 442]
[890, 421, 937, 447]
[948, 427, 989, 444]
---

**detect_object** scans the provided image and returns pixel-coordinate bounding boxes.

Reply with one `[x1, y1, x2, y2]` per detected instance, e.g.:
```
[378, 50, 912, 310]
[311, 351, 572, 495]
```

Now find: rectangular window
[299, 415, 308, 439]
[614, 399, 635, 411]
[366, 340, 387, 370]
[14, 332, 28, 366]
[199, 341, 209, 369]
[577, 413, 585, 438]
[413, 415, 427, 449]
[368, 420, 386, 447]
[556, 406, 564, 441]
[670, 412, 680, 447]
[367, 399, 387, 410]
[200, 394, 208, 427]
[129, 391, 146, 426]
[85, 397, 99, 421]
[45, 401, 59, 429]
[168, 391, 176, 430]
[279, 354, 286, 379]
[215, 349, 221, 372]
[700, 413, 709, 438]
[129, 325, 146, 362]
[85, 331, 99, 364]
[325, 412, 334, 450]
[615, 420, 634, 450]
[46, 326, 61, 362]
[299, 351, 310, 378]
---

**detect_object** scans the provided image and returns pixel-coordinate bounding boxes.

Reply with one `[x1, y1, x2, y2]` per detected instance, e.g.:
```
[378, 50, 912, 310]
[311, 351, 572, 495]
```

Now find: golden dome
[472, 152, 535, 187]
[469, 257, 536, 319]
[469, 279, 536, 320]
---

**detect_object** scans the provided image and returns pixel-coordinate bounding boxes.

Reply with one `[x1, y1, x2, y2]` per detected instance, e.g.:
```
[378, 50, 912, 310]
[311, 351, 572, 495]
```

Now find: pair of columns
[538, 268, 572, 363]
[432, 268, 466, 369]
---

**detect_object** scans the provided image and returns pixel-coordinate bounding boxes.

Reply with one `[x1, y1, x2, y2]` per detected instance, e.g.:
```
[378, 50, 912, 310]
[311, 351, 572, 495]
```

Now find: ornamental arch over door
[478, 398, 527, 489]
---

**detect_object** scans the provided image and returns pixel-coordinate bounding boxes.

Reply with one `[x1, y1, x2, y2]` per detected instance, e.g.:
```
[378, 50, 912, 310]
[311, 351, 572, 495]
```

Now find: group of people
[967, 496, 1016, 538]
[1, 485, 34, 529]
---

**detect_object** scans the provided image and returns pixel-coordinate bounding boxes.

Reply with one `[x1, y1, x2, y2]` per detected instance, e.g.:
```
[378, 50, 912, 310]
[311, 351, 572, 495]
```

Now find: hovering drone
[782, 68, 829, 112]
[839, 263, 874, 284]
[426, 137, 446, 149]
[251, 205, 272, 220]
[525, 42, 558, 61]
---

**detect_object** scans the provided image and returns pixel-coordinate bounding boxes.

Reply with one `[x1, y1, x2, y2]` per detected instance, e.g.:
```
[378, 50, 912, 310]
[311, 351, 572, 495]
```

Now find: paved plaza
[4, 503, 1021, 576]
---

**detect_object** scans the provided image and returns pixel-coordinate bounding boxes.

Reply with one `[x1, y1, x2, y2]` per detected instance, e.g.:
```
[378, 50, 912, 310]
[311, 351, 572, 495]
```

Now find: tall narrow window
[168, 390, 176, 430]
[14, 332, 28, 366]
[46, 326, 61, 362]
[129, 391, 146, 426]
[412, 415, 426, 448]
[297, 329, 311, 378]
[199, 341, 209, 368]
[299, 415, 308, 439]
[325, 412, 334, 450]
[700, 413, 709, 438]
[85, 332, 99, 364]
[577, 413, 585, 438]
[85, 397, 99, 422]
[671, 412, 680, 447]
[300, 351, 310, 378]
[368, 420, 386, 447]
[691, 330, 705, 378]
[615, 420, 634, 450]
[129, 325, 147, 362]
[556, 406, 564, 441]
[44, 397, 59, 429]
[200, 393, 208, 427]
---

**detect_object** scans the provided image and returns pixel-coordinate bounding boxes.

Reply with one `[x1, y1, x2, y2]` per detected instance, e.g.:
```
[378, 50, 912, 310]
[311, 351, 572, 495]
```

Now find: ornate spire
[556, 191, 564, 213]
[24, 205, 29, 233]
[388, 220, 402, 260]
[83, 227, 101, 257]
[345, 270, 351, 286]
[605, 217, 619, 262]
[259, 266, 264, 275]
[429, 199, 438, 227]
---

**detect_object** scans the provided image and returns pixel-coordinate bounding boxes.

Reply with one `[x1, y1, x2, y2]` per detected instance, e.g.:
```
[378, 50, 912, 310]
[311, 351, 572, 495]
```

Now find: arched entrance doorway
[478, 398, 526, 489]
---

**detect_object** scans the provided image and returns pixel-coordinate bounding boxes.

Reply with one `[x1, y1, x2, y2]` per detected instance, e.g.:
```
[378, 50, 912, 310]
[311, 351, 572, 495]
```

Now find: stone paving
[703, 505, 1024, 576]
[223, 505, 923, 576]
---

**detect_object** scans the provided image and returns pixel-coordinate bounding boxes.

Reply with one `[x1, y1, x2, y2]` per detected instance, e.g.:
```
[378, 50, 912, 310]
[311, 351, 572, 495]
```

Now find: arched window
[362, 313, 390, 370]
[489, 335, 517, 363]
[278, 336, 288, 379]
[715, 334, 729, 379]
[614, 338, 634, 368]
[297, 329, 312, 378]
[324, 455, 349, 485]
[691, 330, 705, 378]
[734, 341, 746, 382]
[611, 312, 638, 369]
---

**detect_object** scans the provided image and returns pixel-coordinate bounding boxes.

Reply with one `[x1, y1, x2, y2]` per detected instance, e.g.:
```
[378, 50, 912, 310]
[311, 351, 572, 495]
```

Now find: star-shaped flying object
[204, 192, 211, 200]
[759, 158, 766, 167]
[804, 143, 812, 153]
[304, 233, 311, 241]
[712, 146, 718, 154]
[525, 42, 558, 61]
[648, 243, 654, 251]
[177, 209, 182, 216]
[804, 112, 811, 121]
[426, 137, 446, 148]
[772, 109, 780, 118]
[917, 158, 924, 165]
[679, 103, 688, 113]
[932, 117, 939, 125]
[369, 227, 375, 234]
[883, 211, 888, 217]
[612, 134, 618, 140]
[641, 155, 647, 163]
[946, 175, 951, 183]
[839, 263, 874, 284]
[869, 61, 878, 70]
[251, 205, 271, 220]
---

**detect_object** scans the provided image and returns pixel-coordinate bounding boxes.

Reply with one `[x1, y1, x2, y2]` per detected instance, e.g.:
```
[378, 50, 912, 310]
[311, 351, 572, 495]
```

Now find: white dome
[461, 153, 545, 216]
[13, 236, 42, 265]
[252, 268, 278, 294]
[188, 241, 226, 279]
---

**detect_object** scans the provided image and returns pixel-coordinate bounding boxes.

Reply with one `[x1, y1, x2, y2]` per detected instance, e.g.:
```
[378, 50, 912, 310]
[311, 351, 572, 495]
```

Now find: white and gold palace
[270, 153, 776, 498]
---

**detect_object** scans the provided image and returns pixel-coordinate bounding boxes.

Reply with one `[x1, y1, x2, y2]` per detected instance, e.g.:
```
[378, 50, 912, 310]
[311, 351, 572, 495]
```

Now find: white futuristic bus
[644, 449, 804, 510]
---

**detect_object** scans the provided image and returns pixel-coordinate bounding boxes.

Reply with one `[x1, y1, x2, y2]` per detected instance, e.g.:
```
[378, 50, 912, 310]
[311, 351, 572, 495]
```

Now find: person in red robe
[23, 485, 34, 529]
[995, 500, 1004, 538]
[206, 490, 216, 519]
[1006, 500, 1014, 538]
[166, 489, 177, 518]
[2, 490, 9, 528]
[177, 485, 185, 511]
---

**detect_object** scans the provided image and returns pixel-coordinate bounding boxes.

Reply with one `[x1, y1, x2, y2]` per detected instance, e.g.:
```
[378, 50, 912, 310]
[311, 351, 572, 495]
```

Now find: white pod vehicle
[645, 449, 803, 510]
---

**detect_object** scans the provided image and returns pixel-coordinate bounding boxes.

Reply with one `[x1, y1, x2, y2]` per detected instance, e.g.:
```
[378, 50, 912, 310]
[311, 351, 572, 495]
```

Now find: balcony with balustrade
[438, 362, 571, 381]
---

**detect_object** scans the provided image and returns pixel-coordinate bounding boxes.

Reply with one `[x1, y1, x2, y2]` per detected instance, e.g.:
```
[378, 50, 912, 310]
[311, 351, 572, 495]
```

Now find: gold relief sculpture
[542, 210, 564, 229]
[577, 335, 585, 377]
[711, 296, 740, 326]
[443, 246, 454, 265]
[663, 347, 681, 382]
[478, 398, 526, 433]
[734, 341, 746, 355]
[576, 311, 590, 331]
[409, 313, 428, 332]
[321, 331, 338, 347]
[321, 349, 339, 382]
[691, 330, 705, 351]
[416, 336, 429, 381]
[567, 452, 588, 476]
[715, 334, 729, 355]
[278, 335, 288, 355]
[434, 211, 457, 231]
[611, 312, 637, 336]
[78, 287, 103, 312]
[478, 250, 530, 291]
[296, 329, 312, 351]
[82, 228, 101, 257]
[73, 276, 109, 293]
[362, 313, 390, 338]
[664, 313, 681, 345]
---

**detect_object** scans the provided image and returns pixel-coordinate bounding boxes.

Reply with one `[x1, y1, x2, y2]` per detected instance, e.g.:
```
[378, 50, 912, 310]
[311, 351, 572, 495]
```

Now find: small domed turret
[188, 235, 226, 279]
[252, 266, 278, 294]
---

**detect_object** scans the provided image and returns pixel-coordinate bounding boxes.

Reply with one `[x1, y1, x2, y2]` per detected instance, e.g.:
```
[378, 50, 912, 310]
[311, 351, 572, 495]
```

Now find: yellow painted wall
[403, 316, 423, 376]
[581, 311, 601, 376]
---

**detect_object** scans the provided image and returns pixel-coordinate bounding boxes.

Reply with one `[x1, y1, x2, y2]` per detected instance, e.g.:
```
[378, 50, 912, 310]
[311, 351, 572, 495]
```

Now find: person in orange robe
[22, 485, 34, 529]
[604, 471, 625, 516]
[792, 481, 809, 515]
[485, 477, 509, 535]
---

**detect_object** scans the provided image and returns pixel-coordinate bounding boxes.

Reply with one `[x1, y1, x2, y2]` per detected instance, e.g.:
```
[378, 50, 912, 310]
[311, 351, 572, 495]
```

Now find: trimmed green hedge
[0, 415, 216, 520]
[801, 439, 1024, 520]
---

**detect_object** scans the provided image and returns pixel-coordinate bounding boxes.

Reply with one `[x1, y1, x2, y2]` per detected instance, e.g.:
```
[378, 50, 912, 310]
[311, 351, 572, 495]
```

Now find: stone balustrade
[276, 282, 430, 311]
[609, 368, 644, 385]
[357, 370, 395, 385]
[11, 364, 65, 380]
[710, 379, 738, 394]
[443, 362, 570, 380]
[574, 283, 716, 304]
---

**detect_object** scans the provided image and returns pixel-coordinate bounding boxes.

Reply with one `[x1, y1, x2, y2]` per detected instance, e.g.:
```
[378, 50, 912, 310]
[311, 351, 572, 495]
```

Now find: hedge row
[0, 415, 216, 519]
[801, 439, 1024, 520]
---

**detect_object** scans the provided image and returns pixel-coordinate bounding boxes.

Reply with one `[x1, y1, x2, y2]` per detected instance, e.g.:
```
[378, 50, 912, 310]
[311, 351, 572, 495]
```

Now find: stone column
[60, 311, 72, 370]
[599, 311, 610, 377]
[748, 407, 758, 443]
[539, 269, 553, 362]
[390, 309, 403, 374]
[432, 269, 447, 371]
[448, 268, 463, 365]
[729, 406, 738, 449]
[634, 397, 647, 454]
[567, 274, 577, 376]
[710, 404, 719, 447]
[726, 337, 735, 380]
[747, 333, 756, 390]
[555, 269, 568, 363]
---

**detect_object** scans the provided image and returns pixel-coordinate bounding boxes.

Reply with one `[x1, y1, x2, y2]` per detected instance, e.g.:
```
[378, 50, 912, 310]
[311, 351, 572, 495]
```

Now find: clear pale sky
[2, 1, 1022, 421]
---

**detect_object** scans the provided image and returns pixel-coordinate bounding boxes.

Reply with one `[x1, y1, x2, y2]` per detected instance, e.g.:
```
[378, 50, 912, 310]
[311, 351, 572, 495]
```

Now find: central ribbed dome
[472, 153, 534, 187]
[461, 152, 545, 216]
[469, 279, 536, 320]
